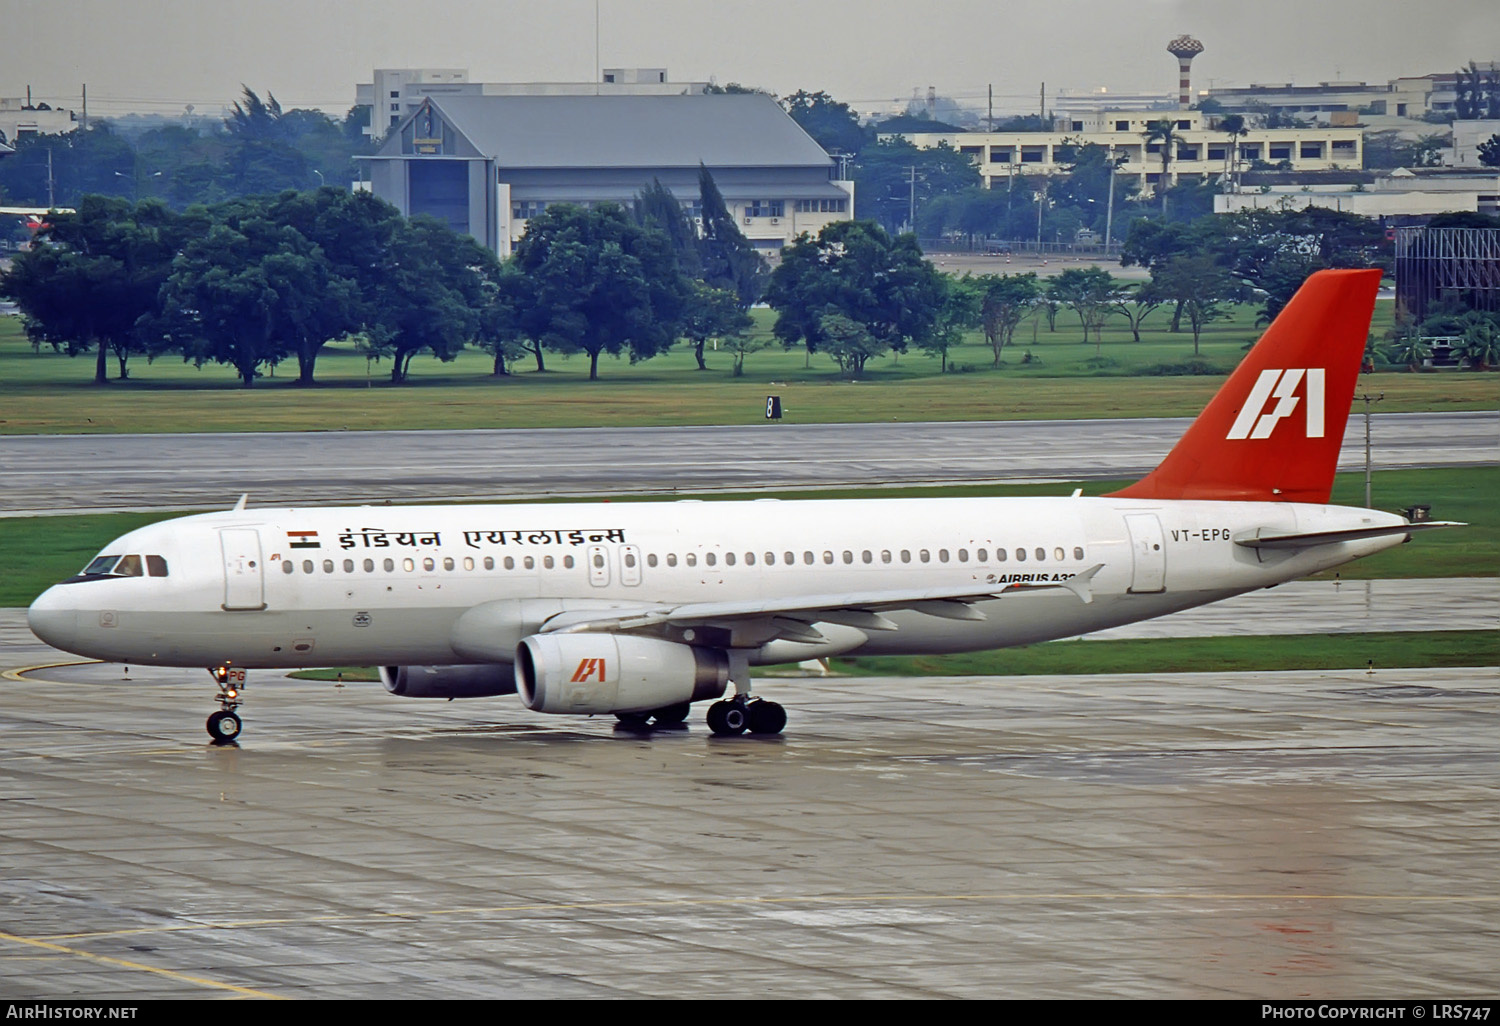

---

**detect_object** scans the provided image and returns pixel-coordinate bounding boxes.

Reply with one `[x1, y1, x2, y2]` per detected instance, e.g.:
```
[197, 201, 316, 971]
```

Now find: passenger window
[343, 559, 355, 573]
[647, 554, 658, 568]
[958, 548, 968, 562]
[383, 558, 395, 572]
[563, 555, 575, 569]
[822, 551, 834, 565]
[745, 552, 755, 566]
[84, 555, 120, 575]
[422, 557, 435, 571]
[803, 551, 814, 565]
[484, 557, 495, 570]
[543, 555, 554, 569]
[303, 560, 315, 574]
[723, 552, 734, 566]
[443, 557, 455, 571]
[1074, 547, 1084, 560]
[282, 561, 295, 575]
[996, 548, 1006, 562]
[919, 549, 930, 563]
[901, 550, 911, 563]
[881, 550, 891, 564]
[709, 552, 720, 566]
[862, 550, 872, 564]
[524, 556, 535, 570]
[146, 555, 168, 577]
[116, 554, 144, 577]
[463, 557, 474, 571]
[667, 554, 678, 567]
[938, 549, 950, 563]
[1035, 548, 1045, 561]
[321, 559, 333, 574]
[504, 557, 515, 570]
[593, 553, 605, 568]
[686, 553, 697, 567]
[1015, 549, 1025, 562]
[1054, 547, 1065, 561]
[364, 558, 375, 572]
[403, 558, 415, 572]
[977, 548, 987, 562]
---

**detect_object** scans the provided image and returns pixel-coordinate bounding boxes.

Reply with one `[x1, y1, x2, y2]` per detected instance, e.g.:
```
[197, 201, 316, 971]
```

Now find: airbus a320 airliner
[27, 269, 1458, 742]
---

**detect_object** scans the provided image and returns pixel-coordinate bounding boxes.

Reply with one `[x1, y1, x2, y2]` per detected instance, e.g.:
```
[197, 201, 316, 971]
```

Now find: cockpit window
[146, 555, 168, 577]
[114, 554, 144, 577]
[83, 555, 121, 575]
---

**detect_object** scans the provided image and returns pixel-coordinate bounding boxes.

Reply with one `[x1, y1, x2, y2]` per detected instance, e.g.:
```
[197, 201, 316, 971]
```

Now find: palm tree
[1144, 119, 1177, 217]
[1220, 114, 1248, 193]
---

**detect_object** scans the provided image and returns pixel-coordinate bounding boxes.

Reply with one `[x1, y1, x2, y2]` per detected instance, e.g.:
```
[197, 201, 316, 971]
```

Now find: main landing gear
[706, 652, 786, 737]
[206, 666, 244, 744]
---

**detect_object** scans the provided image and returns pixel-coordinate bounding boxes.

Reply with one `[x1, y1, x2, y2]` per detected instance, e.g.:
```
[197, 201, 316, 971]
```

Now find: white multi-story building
[887, 109, 1363, 197]
[0, 98, 77, 145]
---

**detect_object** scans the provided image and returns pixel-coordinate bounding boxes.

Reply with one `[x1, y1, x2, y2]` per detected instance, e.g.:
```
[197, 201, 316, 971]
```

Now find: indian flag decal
[287, 530, 321, 549]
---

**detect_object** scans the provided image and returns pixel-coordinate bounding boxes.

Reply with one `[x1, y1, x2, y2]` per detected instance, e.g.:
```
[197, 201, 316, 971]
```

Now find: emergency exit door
[1122, 514, 1166, 594]
[220, 529, 266, 610]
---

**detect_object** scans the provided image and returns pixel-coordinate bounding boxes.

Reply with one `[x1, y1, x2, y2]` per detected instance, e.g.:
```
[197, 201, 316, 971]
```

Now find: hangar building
[364, 93, 853, 259]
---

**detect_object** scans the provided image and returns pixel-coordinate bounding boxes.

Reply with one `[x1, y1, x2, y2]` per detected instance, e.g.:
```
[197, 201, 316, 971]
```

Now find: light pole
[1104, 145, 1116, 255]
[1358, 392, 1384, 508]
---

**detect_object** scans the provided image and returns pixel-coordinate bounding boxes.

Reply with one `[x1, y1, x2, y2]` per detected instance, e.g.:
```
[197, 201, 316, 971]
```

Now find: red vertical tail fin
[1107, 268, 1381, 504]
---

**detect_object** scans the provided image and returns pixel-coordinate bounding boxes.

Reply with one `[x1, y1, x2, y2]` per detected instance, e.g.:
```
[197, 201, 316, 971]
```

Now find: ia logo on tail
[1227, 368, 1325, 440]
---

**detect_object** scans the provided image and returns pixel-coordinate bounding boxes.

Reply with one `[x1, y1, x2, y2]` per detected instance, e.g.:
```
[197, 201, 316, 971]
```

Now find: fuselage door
[1123, 513, 1167, 594]
[220, 528, 267, 610]
[586, 544, 611, 588]
[619, 545, 642, 587]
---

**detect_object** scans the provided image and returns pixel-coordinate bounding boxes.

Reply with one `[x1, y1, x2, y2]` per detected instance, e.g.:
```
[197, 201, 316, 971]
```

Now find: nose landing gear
[207, 666, 245, 744]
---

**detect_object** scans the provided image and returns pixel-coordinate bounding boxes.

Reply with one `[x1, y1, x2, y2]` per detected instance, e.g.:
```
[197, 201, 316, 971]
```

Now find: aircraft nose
[27, 586, 79, 653]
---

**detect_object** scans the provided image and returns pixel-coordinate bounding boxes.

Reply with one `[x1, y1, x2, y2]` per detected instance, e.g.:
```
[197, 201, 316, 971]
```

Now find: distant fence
[918, 237, 1122, 258]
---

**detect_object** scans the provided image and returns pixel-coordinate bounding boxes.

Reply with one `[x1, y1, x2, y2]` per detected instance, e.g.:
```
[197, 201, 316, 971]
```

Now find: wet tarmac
[1, 609, 1495, 999]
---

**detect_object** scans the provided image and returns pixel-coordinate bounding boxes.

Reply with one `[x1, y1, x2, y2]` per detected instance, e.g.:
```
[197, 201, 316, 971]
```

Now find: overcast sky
[8, 0, 1497, 119]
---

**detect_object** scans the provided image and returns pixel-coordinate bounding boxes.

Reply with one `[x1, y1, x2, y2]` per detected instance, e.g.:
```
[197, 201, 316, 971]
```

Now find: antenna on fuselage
[232, 493, 248, 511]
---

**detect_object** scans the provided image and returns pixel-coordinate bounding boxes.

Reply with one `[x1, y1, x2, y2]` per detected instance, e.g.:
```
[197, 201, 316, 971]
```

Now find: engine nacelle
[380, 664, 517, 699]
[515, 634, 729, 715]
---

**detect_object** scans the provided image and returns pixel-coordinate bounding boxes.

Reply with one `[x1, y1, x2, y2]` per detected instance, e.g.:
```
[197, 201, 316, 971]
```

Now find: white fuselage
[27, 494, 1407, 670]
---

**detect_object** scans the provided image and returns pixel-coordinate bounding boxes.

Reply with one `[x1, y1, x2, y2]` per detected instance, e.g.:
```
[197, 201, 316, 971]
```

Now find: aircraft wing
[541, 564, 1106, 637]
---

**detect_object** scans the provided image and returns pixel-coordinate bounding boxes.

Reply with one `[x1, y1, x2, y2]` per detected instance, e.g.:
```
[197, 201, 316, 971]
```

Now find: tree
[1046, 266, 1121, 349]
[974, 273, 1040, 366]
[634, 178, 701, 280]
[921, 275, 976, 373]
[1478, 134, 1500, 168]
[765, 220, 947, 371]
[0, 195, 191, 383]
[1150, 255, 1240, 354]
[155, 222, 287, 387]
[369, 216, 498, 383]
[1458, 312, 1500, 370]
[1110, 281, 1165, 343]
[780, 90, 866, 157]
[697, 165, 766, 307]
[852, 137, 981, 234]
[1144, 119, 1179, 217]
[1220, 114, 1248, 191]
[511, 203, 689, 380]
[817, 313, 888, 378]
[680, 281, 753, 371]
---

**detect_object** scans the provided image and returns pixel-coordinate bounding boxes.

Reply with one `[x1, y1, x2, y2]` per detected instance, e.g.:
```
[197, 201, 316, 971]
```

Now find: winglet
[232, 493, 249, 511]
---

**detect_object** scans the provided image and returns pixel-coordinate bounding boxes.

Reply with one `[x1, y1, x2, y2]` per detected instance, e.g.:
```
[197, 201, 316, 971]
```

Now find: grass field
[2, 466, 1492, 606]
[2, 301, 1494, 434]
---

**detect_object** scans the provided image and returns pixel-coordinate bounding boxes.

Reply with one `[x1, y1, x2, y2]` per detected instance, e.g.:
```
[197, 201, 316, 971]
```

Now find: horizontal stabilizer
[1234, 521, 1464, 550]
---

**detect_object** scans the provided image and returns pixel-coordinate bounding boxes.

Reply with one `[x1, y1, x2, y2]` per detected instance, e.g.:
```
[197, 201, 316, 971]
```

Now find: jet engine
[515, 633, 729, 715]
[380, 664, 517, 699]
